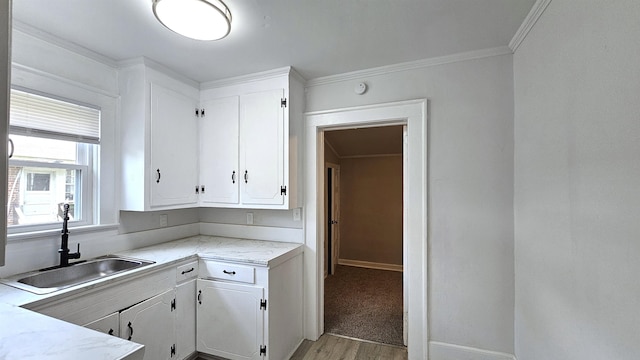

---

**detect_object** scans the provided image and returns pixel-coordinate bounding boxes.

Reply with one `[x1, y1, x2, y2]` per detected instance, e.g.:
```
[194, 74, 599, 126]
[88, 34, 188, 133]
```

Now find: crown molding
[117, 56, 200, 89]
[12, 20, 118, 69]
[11, 63, 119, 98]
[200, 66, 301, 90]
[509, 0, 553, 52]
[306, 46, 512, 88]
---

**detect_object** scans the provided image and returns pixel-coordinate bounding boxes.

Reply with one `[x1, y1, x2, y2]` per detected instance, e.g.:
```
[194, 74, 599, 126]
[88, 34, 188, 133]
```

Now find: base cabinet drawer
[199, 260, 255, 284]
[176, 260, 198, 283]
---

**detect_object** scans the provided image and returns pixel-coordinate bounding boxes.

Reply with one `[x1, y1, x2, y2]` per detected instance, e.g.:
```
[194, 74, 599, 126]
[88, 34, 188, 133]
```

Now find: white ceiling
[12, 0, 535, 83]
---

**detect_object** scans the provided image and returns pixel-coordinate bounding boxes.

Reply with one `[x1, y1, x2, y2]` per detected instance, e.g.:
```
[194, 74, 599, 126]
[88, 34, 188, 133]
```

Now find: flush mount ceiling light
[152, 0, 232, 41]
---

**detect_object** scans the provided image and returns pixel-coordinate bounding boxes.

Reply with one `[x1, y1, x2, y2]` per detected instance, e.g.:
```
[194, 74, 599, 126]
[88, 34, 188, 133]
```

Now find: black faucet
[58, 203, 80, 267]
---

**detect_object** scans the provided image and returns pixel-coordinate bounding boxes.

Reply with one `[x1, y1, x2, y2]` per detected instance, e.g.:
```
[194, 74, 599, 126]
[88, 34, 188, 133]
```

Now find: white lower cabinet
[196, 279, 265, 359]
[175, 261, 197, 360]
[196, 254, 303, 360]
[120, 289, 177, 360]
[84, 312, 119, 337]
[27, 249, 302, 360]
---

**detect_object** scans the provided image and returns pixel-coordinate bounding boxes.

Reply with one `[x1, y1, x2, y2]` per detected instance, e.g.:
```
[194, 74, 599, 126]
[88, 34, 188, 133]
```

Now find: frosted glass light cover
[153, 0, 231, 41]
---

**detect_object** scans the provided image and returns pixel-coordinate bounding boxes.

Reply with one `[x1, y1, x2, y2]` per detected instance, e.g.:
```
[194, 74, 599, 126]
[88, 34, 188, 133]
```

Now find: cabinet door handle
[232, 171, 236, 184]
[197, 290, 202, 305]
[223, 270, 236, 275]
[156, 169, 161, 183]
[127, 321, 134, 340]
[8, 138, 14, 159]
[244, 170, 248, 183]
[181, 267, 194, 275]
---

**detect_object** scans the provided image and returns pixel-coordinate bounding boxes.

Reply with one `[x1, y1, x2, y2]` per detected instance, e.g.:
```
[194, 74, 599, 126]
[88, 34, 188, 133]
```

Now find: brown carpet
[324, 265, 404, 347]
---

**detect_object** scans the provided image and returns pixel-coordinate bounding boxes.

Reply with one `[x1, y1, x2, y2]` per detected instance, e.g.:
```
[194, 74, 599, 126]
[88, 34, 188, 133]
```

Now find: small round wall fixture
[152, 0, 232, 41]
[354, 82, 368, 95]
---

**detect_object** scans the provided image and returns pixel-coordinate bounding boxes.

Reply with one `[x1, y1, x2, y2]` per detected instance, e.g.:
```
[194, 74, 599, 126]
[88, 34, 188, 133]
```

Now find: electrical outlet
[160, 214, 168, 227]
[246, 212, 254, 225]
[293, 208, 301, 221]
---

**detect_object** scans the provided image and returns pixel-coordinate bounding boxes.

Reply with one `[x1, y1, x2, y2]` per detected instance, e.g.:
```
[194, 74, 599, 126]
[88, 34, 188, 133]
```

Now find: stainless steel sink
[2, 256, 155, 294]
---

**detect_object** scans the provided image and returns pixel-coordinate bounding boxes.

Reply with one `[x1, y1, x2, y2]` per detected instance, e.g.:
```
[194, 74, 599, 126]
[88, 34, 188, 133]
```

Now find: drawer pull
[181, 267, 194, 275]
[223, 270, 236, 275]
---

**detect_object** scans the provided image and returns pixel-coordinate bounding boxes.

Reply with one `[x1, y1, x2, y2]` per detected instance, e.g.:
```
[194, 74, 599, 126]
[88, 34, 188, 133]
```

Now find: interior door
[330, 166, 341, 275]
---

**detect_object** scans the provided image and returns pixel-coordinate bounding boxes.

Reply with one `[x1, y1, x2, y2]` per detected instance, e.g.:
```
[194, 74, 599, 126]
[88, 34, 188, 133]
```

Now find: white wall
[307, 52, 515, 355]
[513, 1, 640, 359]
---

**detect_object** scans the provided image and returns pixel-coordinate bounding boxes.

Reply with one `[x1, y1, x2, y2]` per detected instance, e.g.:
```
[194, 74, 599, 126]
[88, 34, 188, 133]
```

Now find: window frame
[7, 87, 98, 234]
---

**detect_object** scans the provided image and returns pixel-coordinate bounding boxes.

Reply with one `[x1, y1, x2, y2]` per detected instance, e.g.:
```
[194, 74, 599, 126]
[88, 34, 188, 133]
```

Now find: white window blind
[9, 88, 100, 144]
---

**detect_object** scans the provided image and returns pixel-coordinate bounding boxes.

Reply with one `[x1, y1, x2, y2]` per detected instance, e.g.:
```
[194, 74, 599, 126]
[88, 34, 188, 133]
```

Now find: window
[7, 88, 100, 232]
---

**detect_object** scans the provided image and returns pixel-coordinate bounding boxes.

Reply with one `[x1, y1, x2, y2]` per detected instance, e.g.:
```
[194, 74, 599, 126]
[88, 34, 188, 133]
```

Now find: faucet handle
[70, 243, 81, 259]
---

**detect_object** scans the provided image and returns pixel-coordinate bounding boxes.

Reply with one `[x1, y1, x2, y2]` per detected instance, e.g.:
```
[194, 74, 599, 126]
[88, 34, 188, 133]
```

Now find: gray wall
[513, 1, 640, 359]
[307, 53, 515, 353]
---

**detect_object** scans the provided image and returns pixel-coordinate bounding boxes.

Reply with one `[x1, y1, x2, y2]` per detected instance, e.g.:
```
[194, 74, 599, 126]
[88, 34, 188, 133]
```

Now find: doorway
[303, 99, 428, 359]
[322, 126, 404, 346]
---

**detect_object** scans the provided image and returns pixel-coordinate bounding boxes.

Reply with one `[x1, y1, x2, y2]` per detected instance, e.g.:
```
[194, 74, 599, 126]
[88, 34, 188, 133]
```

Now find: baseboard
[199, 222, 304, 243]
[429, 341, 516, 360]
[337, 259, 403, 272]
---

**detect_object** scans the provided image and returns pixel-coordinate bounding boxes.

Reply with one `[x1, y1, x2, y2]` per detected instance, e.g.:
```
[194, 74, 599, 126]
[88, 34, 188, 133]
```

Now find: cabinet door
[197, 279, 265, 360]
[200, 96, 239, 205]
[150, 83, 199, 207]
[120, 289, 176, 360]
[240, 89, 285, 206]
[84, 312, 119, 337]
[176, 280, 196, 360]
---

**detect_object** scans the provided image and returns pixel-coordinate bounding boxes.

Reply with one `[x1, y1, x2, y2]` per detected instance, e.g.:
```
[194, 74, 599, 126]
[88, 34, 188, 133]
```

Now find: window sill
[7, 224, 119, 242]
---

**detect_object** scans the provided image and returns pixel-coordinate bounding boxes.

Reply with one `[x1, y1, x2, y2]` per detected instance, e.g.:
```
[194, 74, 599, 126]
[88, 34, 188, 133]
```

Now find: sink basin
[2, 256, 155, 294]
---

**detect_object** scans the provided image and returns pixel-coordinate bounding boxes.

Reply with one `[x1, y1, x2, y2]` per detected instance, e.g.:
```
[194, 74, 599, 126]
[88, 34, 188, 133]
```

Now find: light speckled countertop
[0, 235, 302, 360]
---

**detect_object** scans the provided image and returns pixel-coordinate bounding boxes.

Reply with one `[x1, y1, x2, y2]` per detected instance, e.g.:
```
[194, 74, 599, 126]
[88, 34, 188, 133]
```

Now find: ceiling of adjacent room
[11, 0, 536, 83]
[325, 126, 404, 158]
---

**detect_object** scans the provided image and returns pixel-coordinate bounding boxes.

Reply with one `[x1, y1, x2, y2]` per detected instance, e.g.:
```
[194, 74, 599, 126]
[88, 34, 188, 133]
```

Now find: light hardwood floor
[290, 334, 407, 360]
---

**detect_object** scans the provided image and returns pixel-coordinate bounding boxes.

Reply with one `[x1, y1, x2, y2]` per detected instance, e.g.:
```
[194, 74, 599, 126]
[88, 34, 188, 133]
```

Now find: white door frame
[303, 99, 428, 359]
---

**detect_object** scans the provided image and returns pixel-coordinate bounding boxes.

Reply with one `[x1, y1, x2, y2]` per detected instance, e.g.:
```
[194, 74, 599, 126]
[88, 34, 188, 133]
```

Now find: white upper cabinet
[199, 67, 304, 209]
[150, 84, 199, 207]
[199, 96, 240, 205]
[240, 89, 285, 206]
[119, 61, 200, 211]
